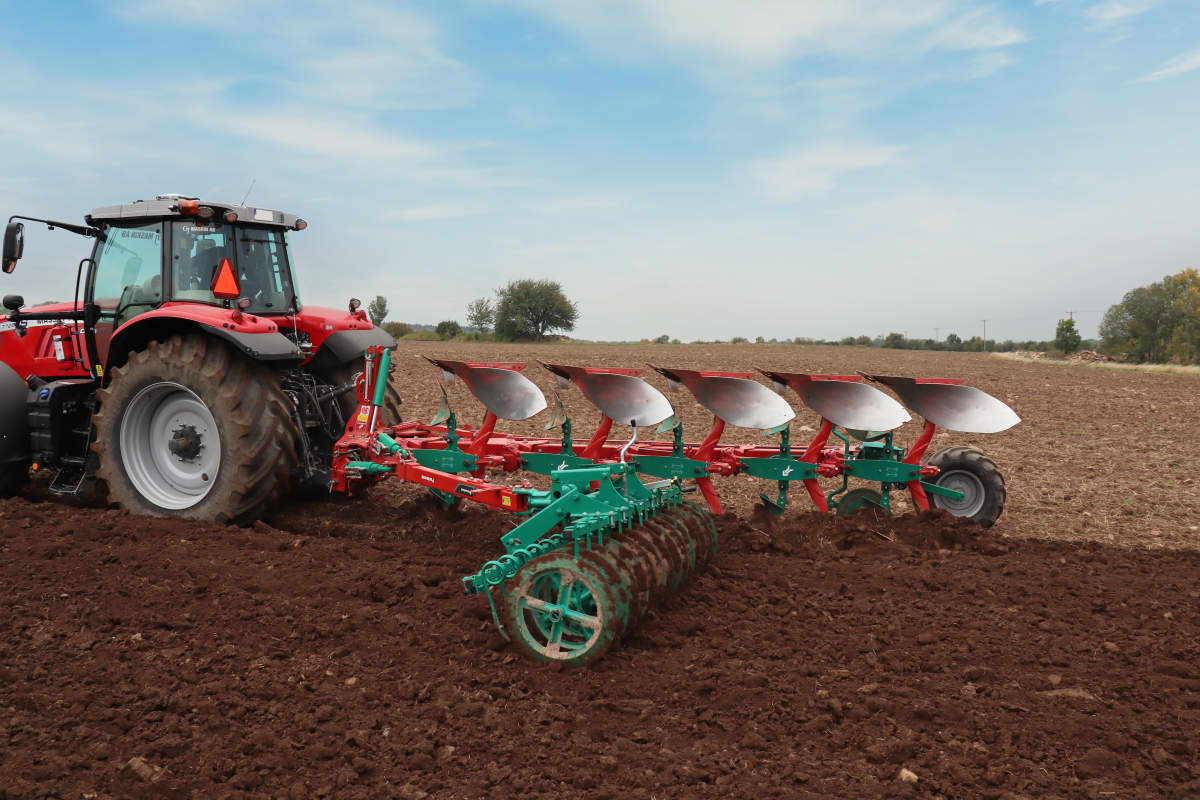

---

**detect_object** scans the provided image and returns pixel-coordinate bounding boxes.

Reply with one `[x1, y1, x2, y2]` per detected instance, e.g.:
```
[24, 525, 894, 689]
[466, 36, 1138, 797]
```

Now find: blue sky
[1, 0, 1197, 342]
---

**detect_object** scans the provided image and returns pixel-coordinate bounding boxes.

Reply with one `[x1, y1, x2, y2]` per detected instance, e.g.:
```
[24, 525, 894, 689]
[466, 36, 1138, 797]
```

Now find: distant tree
[653, 334, 671, 344]
[383, 321, 412, 339]
[493, 280, 578, 341]
[1054, 318, 1082, 354]
[367, 295, 388, 327]
[466, 297, 495, 336]
[755, 336, 766, 344]
[853, 335, 872, 346]
[435, 320, 462, 340]
[945, 333, 962, 348]
[1101, 269, 1200, 363]
[883, 332, 906, 349]
[730, 336, 748, 344]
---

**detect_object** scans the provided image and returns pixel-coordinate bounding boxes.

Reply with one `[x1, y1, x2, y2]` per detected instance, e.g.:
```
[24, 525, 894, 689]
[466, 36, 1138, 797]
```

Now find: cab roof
[85, 194, 305, 230]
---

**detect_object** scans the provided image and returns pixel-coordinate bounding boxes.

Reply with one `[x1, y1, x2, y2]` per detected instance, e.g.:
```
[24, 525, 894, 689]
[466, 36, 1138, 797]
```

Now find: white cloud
[217, 114, 436, 161]
[925, 8, 1027, 50]
[499, 0, 1024, 64]
[383, 204, 477, 222]
[117, 0, 476, 110]
[1136, 51, 1200, 83]
[749, 141, 901, 201]
[964, 50, 1019, 79]
[1085, 1, 1160, 26]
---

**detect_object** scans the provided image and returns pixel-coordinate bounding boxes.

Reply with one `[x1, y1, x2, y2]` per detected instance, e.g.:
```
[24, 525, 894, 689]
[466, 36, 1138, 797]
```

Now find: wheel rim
[514, 565, 605, 660]
[932, 469, 986, 518]
[120, 381, 221, 510]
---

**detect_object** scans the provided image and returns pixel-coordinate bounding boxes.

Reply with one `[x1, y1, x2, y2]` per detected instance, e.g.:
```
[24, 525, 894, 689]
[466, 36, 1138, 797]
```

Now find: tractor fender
[107, 305, 305, 373]
[307, 327, 397, 371]
[0, 361, 30, 465]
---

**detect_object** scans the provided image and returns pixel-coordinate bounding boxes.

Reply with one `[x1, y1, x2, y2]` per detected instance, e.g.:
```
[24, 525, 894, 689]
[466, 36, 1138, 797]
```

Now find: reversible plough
[332, 347, 1020, 666]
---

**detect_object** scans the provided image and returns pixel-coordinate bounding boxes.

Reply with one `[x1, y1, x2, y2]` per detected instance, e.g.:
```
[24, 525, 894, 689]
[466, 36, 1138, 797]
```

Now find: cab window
[171, 221, 232, 302]
[170, 222, 294, 314]
[92, 223, 164, 328]
[234, 227, 294, 312]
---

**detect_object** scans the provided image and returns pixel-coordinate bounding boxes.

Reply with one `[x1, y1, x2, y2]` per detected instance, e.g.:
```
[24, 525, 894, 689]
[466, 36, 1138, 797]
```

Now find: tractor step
[49, 466, 88, 496]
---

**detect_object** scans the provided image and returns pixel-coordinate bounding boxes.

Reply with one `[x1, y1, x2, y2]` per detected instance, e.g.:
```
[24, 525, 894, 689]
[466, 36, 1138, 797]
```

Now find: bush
[731, 336, 748, 344]
[653, 334, 671, 344]
[383, 321, 412, 339]
[402, 330, 442, 341]
[435, 320, 462, 340]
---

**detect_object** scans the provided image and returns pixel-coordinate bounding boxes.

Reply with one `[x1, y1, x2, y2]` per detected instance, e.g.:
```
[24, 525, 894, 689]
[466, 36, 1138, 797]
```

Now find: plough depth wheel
[503, 552, 626, 667]
[926, 447, 1006, 528]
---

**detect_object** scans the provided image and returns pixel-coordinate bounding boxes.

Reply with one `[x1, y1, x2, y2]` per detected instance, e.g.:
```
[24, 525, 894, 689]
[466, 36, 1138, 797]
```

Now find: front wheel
[925, 447, 1006, 528]
[92, 335, 298, 524]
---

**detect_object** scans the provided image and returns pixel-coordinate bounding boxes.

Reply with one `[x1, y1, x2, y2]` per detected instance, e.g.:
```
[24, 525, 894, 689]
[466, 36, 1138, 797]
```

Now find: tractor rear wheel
[92, 335, 298, 524]
[925, 447, 1006, 528]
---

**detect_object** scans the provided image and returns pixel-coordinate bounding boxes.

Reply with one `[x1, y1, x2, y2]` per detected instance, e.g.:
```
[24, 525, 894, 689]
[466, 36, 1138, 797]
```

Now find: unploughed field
[2, 342, 1198, 799]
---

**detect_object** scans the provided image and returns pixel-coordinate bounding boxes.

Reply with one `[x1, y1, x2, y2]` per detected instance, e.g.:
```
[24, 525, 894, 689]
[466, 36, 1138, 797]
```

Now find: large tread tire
[92, 335, 299, 525]
[925, 446, 1006, 528]
[319, 362, 401, 429]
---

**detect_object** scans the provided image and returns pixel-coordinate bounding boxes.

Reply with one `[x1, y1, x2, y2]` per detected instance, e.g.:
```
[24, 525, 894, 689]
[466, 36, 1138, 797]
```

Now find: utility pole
[1064, 310, 1076, 321]
[934, 327, 941, 341]
[982, 319, 988, 351]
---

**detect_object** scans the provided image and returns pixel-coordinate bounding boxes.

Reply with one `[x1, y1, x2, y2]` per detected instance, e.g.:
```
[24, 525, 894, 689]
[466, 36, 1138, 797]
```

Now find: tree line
[368, 279, 579, 342]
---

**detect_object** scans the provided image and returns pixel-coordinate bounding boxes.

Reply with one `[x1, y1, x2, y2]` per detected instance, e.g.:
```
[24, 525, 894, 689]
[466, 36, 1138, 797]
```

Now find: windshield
[170, 221, 296, 313]
[92, 223, 164, 328]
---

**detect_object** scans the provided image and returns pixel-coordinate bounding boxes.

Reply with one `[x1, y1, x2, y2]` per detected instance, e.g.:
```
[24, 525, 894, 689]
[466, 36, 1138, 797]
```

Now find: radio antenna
[239, 178, 256, 206]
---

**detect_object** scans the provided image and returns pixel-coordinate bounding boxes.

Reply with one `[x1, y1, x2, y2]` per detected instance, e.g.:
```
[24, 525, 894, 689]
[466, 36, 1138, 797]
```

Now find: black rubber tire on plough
[925, 446, 1006, 528]
[92, 335, 299, 525]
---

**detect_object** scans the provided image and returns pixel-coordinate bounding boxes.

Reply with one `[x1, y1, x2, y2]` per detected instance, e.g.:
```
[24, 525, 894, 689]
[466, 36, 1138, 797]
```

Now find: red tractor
[0, 194, 400, 523]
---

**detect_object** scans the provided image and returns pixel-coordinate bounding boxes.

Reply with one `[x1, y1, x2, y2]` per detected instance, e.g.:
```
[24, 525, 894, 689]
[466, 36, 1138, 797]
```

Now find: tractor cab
[86, 194, 306, 329]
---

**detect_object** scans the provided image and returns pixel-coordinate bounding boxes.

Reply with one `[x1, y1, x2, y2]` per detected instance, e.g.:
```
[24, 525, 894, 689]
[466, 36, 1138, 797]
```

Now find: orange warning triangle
[211, 257, 241, 299]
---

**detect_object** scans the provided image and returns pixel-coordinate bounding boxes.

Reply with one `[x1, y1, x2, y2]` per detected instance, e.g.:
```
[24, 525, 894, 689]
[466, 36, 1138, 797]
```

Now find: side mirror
[2, 222, 24, 273]
[3, 294, 24, 311]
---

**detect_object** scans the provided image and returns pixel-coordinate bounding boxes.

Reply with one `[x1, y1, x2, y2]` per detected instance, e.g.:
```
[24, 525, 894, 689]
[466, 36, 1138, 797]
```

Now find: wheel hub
[168, 424, 203, 462]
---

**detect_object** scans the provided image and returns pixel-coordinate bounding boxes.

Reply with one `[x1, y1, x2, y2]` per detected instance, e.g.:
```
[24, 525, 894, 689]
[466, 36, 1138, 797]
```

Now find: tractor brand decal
[118, 229, 160, 242]
[781, 465, 793, 477]
[181, 226, 216, 234]
[0, 319, 56, 333]
[420, 475, 435, 484]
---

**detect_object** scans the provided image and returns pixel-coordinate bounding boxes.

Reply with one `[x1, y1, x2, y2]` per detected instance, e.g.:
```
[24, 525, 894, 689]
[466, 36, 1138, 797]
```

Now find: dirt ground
[2, 342, 1199, 799]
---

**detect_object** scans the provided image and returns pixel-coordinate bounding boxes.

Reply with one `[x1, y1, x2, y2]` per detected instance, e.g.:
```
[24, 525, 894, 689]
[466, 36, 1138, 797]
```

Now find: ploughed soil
[3, 491, 1199, 799]
[2, 343, 1199, 798]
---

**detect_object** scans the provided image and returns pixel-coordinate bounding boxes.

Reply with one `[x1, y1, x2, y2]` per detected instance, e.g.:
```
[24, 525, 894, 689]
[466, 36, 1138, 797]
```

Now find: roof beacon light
[223, 210, 238, 224]
[177, 199, 199, 215]
[211, 257, 241, 299]
[294, 218, 308, 231]
[197, 206, 215, 220]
